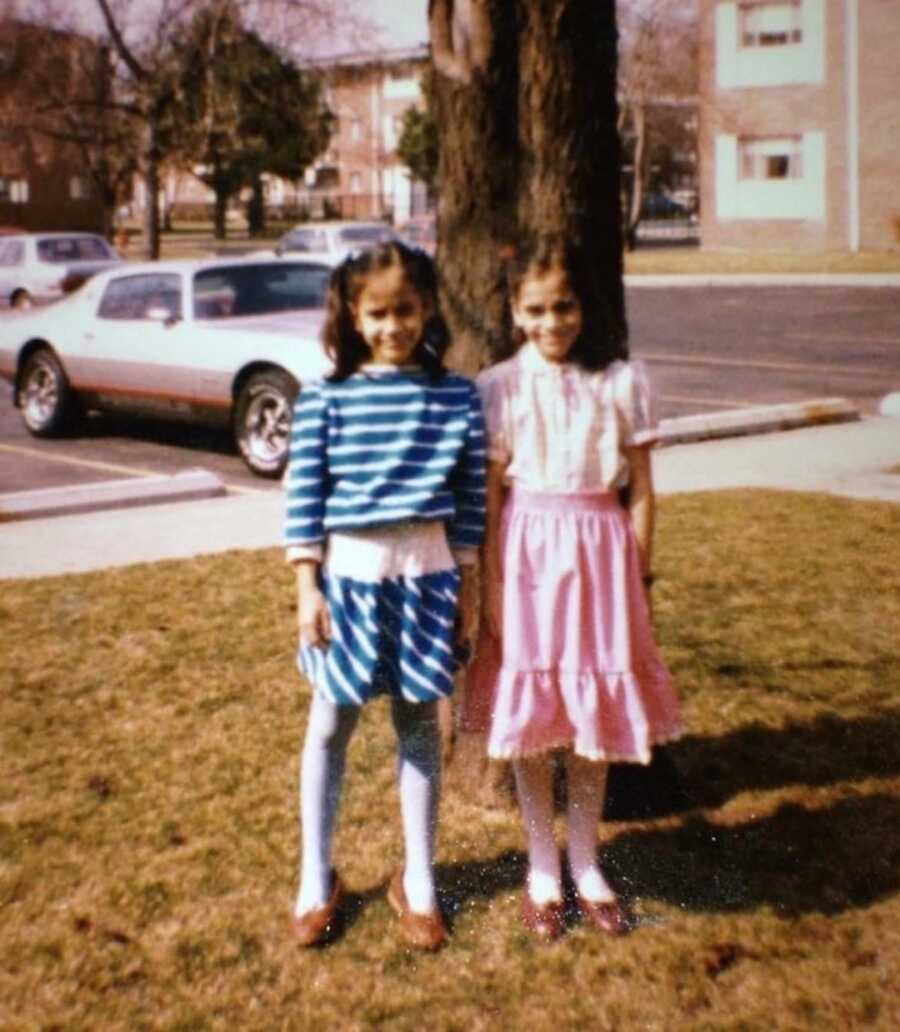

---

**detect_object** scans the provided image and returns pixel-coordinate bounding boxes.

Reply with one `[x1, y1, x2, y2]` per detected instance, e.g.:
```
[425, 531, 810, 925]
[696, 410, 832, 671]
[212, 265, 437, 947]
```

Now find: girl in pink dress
[466, 236, 682, 941]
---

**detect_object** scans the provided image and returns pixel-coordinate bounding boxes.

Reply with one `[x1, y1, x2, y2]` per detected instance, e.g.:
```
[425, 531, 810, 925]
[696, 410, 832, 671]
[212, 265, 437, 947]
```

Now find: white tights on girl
[296, 692, 441, 916]
[513, 753, 615, 905]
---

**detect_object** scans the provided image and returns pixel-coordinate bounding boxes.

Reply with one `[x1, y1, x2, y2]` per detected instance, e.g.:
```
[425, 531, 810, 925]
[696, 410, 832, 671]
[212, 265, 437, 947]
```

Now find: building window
[70, 176, 87, 200]
[4, 178, 30, 203]
[740, 2, 802, 47]
[349, 172, 362, 194]
[739, 136, 803, 179]
[350, 118, 362, 142]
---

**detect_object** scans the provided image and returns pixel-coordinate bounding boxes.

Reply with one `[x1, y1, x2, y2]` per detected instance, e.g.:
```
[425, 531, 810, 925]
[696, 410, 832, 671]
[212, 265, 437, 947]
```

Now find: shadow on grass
[604, 793, 900, 917]
[605, 708, 900, 820]
[436, 850, 527, 923]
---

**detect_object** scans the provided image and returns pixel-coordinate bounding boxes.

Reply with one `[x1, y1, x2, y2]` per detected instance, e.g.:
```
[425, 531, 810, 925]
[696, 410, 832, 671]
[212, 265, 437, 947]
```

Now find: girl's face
[351, 266, 432, 367]
[512, 269, 583, 364]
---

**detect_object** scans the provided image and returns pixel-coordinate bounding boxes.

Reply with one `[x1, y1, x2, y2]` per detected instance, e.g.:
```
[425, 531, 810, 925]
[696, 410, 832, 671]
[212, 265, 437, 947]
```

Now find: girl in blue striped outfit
[285, 242, 486, 950]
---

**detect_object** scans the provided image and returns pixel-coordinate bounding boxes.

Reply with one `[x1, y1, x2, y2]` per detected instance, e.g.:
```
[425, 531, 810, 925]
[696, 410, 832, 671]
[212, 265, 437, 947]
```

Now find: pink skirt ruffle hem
[461, 490, 682, 763]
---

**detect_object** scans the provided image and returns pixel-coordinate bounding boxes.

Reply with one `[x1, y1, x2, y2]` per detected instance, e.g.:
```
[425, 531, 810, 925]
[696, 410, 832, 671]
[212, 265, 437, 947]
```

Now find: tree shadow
[605, 708, 900, 820]
[436, 850, 527, 923]
[603, 793, 900, 918]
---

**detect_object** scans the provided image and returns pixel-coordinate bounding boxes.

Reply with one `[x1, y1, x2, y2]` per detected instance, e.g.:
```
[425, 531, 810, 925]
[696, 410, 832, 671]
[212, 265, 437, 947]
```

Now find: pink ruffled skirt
[462, 490, 682, 763]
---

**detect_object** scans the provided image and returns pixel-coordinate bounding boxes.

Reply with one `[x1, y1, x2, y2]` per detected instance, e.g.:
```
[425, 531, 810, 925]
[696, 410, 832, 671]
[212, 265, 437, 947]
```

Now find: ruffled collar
[517, 341, 576, 372]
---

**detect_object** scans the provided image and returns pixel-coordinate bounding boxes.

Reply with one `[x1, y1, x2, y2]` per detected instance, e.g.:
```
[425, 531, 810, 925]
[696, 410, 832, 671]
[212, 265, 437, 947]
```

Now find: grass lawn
[2, 490, 899, 1031]
[624, 248, 900, 277]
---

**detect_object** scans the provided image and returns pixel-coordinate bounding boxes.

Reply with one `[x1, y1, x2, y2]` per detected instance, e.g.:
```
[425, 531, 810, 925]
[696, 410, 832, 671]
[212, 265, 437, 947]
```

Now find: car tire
[234, 369, 298, 478]
[12, 290, 32, 310]
[19, 347, 80, 437]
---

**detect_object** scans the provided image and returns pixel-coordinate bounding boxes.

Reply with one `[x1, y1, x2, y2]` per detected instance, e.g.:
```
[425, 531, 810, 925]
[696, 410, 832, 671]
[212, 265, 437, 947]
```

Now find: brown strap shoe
[521, 893, 565, 942]
[290, 871, 344, 947]
[576, 895, 631, 936]
[387, 869, 448, 951]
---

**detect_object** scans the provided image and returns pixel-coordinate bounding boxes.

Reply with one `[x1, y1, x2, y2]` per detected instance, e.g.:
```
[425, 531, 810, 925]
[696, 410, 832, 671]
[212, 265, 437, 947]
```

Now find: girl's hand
[483, 572, 503, 641]
[455, 565, 478, 649]
[295, 560, 331, 649]
[298, 587, 332, 649]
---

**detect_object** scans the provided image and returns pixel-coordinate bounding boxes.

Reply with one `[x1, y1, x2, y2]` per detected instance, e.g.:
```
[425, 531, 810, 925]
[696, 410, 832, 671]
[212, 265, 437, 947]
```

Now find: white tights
[513, 752, 615, 905]
[296, 692, 441, 916]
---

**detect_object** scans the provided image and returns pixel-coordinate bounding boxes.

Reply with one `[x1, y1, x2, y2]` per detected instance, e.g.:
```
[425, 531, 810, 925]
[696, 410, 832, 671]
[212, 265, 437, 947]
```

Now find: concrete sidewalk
[1, 415, 897, 580]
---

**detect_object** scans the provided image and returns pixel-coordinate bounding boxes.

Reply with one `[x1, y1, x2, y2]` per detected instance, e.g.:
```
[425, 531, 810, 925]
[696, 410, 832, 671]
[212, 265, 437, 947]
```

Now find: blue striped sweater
[284, 368, 487, 554]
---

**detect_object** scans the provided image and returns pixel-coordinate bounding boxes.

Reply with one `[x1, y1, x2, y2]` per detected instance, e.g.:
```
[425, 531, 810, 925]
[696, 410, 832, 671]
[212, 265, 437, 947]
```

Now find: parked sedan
[0, 232, 123, 309]
[272, 220, 395, 265]
[0, 258, 333, 476]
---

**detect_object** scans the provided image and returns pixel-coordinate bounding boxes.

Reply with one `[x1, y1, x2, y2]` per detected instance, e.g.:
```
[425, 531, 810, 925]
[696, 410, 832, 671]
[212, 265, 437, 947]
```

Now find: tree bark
[139, 119, 161, 261]
[431, 0, 626, 374]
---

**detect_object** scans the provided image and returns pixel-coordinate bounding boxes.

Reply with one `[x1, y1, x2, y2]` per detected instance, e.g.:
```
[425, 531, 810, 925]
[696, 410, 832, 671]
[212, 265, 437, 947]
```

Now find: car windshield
[337, 225, 392, 245]
[193, 262, 331, 319]
[37, 236, 115, 262]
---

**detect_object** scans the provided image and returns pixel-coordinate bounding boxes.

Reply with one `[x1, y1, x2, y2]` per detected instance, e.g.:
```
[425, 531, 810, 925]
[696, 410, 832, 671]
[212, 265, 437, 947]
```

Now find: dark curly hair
[502, 234, 628, 371]
[322, 240, 450, 382]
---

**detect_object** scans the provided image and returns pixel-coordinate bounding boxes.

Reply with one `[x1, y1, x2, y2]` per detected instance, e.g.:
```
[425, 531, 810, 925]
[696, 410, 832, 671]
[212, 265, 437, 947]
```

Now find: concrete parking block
[658, 397, 859, 446]
[0, 468, 226, 523]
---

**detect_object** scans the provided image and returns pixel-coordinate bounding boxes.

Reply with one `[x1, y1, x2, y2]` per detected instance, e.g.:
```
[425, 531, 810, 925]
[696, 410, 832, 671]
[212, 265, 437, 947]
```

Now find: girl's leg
[513, 754, 563, 904]
[565, 753, 616, 902]
[391, 696, 441, 914]
[295, 692, 360, 915]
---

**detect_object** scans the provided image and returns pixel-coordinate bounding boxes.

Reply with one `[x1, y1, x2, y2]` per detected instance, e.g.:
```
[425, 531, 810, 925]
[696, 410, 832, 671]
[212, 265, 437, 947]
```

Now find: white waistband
[325, 521, 454, 582]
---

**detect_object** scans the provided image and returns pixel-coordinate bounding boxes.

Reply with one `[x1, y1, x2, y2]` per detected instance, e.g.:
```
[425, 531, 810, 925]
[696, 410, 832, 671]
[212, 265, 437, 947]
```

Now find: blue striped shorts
[297, 521, 463, 706]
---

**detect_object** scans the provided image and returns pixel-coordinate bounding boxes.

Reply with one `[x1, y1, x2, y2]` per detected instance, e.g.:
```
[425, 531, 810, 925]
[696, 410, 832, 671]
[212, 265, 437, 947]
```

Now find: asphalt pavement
[1, 410, 897, 580]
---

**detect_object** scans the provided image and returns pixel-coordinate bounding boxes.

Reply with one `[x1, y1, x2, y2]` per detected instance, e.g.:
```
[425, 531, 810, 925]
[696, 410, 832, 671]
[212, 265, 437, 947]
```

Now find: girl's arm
[295, 559, 332, 648]
[623, 444, 655, 579]
[482, 460, 508, 638]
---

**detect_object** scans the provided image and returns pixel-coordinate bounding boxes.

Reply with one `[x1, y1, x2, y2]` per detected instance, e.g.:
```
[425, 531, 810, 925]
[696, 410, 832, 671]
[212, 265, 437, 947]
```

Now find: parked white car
[0, 257, 334, 476]
[0, 232, 123, 309]
[270, 220, 396, 265]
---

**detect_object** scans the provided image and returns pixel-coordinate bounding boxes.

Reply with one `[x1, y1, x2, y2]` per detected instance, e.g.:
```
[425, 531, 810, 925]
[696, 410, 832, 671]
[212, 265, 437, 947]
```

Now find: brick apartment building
[0, 19, 108, 233]
[163, 44, 430, 226]
[699, 0, 900, 251]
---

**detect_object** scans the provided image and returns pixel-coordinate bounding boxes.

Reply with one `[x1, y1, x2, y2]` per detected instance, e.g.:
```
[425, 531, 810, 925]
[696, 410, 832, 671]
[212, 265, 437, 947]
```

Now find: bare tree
[618, 0, 698, 246]
[429, 0, 625, 374]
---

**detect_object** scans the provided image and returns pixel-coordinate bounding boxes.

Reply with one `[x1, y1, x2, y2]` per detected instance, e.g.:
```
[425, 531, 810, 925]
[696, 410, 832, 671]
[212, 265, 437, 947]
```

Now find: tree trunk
[625, 100, 646, 251]
[212, 181, 229, 240]
[431, 0, 626, 374]
[247, 174, 266, 237]
[139, 119, 161, 260]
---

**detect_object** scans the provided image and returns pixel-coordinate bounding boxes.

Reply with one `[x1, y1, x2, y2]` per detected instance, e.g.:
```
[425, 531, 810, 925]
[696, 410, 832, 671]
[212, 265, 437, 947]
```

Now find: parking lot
[1, 284, 897, 498]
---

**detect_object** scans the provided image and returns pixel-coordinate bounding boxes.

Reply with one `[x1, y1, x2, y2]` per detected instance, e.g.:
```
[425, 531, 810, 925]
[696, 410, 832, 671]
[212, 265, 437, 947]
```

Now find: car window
[281, 229, 327, 253]
[37, 236, 115, 262]
[0, 239, 24, 266]
[337, 225, 392, 246]
[98, 273, 183, 320]
[193, 263, 330, 318]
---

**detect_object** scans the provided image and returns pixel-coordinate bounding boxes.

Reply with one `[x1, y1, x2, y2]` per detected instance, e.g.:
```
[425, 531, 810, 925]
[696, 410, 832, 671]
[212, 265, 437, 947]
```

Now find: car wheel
[234, 369, 298, 478]
[12, 289, 32, 310]
[19, 347, 80, 437]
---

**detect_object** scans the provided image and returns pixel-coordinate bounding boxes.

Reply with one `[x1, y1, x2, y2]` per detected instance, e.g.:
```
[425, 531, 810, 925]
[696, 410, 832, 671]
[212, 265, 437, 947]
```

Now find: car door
[84, 271, 198, 415]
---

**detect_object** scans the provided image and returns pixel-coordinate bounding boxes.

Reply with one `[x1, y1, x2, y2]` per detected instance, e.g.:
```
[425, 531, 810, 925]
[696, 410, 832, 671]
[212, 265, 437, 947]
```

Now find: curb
[625, 273, 900, 289]
[658, 397, 859, 446]
[0, 468, 227, 523]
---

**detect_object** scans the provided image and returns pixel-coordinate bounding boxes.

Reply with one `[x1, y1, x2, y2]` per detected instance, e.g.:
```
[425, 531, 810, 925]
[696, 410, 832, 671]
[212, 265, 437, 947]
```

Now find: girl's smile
[512, 270, 583, 363]
[352, 267, 432, 367]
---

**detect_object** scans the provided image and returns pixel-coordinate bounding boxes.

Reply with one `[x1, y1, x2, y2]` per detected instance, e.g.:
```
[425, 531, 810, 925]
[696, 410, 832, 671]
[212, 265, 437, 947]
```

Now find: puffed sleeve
[475, 365, 512, 464]
[284, 382, 329, 563]
[609, 359, 660, 447]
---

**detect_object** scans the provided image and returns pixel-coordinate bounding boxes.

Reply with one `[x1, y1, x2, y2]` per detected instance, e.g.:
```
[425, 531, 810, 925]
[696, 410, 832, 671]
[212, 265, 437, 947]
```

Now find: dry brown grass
[1, 490, 899, 1030]
[624, 247, 900, 276]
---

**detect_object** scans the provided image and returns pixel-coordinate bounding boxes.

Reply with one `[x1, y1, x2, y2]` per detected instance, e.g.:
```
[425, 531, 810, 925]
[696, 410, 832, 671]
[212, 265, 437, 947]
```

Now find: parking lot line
[0, 442, 268, 495]
[643, 352, 877, 377]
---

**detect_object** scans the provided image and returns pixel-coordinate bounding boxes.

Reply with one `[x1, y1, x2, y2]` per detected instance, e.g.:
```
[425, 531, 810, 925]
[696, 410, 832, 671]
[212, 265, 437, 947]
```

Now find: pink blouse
[475, 343, 659, 493]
